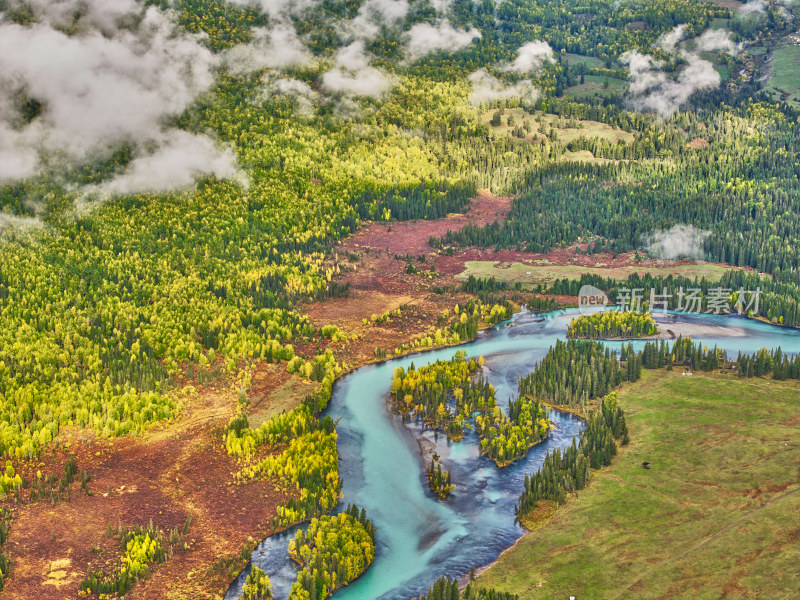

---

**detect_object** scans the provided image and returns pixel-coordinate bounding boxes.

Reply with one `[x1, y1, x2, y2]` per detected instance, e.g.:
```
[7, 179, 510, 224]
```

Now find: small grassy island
[427, 458, 455, 500]
[567, 310, 658, 339]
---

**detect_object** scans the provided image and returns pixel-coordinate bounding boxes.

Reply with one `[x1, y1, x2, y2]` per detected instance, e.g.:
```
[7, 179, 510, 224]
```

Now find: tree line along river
[226, 308, 800, 600]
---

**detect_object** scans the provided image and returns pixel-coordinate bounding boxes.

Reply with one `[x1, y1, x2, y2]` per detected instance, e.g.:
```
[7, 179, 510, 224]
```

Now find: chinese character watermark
[609, 287, 761, 315]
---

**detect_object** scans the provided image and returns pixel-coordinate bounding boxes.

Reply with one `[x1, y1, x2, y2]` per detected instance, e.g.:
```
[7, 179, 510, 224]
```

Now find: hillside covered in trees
[1, 0, 799, 598]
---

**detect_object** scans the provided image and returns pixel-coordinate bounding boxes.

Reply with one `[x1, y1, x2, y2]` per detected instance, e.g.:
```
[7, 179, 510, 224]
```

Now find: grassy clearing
[564, 75, 628, 100]
[766, 45, 800, 106]
[455, 260, 734, 286]
[482, 108, 634, 145]
[709, 15, 736, 29]
[561, 53, 608, 69]
[560, 150, 617, 164]
[247, 369, 318, 427]
[477, 370, 800, 599]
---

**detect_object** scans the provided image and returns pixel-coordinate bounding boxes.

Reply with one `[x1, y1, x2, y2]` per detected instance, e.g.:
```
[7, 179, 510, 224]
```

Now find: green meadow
[478, 370, 800, 599]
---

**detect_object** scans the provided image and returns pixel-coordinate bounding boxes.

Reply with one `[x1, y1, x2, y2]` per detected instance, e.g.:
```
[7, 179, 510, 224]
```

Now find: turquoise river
[225, 308, 800, 600]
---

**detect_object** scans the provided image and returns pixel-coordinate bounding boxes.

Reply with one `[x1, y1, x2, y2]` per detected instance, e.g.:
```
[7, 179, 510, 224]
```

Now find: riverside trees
[413, 577, 518, 600]
[227, 408, 341, 528]
[518, 339, 627, 409]
[392, 351, 552, 467]
[242, 566, 273, 600]
[516, 392, 628, 517]
[287, 506, 375, 600]
[567, 311, 658, 339]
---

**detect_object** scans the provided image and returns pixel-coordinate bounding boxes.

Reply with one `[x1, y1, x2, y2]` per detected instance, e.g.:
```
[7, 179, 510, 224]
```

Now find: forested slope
[1, 0, 798, 596]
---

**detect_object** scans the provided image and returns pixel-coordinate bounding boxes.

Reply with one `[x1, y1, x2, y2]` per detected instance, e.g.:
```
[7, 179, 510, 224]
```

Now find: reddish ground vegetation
[1, 387, 291, 600]
[688, 137, 710, 150]
[341, 190, 512, 256]
[436, 247, 706, 276]
[1, 189, 743, 600]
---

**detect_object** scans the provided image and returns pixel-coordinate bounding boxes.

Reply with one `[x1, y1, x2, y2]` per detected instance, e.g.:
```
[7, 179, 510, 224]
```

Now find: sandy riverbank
[652, 315, 749, 339]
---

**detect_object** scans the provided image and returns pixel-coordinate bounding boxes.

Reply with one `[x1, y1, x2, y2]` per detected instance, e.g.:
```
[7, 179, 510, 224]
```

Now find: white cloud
[0, 125, 38, 181]
[694, 29, 740, 55]
[404, 21, 481, 60]
[0, 0, 237, 191]
[360, 0, 410, 24]
[643, 224, 710, 259]
[321, 41, 393, 97]
[429, 0, 454, 10]
[223, 25, 311, 73]
[502, 40, 555, 73]
[335, 40, 373, 71]
[225, 0, 320, 20]
[739, 0, 767, 14]
[97, 131, 240, 196]
[657, 24, 688, 52]
[268, 77, 315, 97]
[322, 68, 392, 97]
[0, 212, 44, 233]
[624, 22, 738, 117]
[262, 75, 318, 116]
[343, 0, 409, 40]
[467, 69, 540, 105]
[4, 0, 142, 36]
[622, 50, 721, 116]
[333, 97, 362, 119]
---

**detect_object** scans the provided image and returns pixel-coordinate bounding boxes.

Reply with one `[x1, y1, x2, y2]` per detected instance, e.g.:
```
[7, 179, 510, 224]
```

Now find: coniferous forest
[2, 0, 800, 598]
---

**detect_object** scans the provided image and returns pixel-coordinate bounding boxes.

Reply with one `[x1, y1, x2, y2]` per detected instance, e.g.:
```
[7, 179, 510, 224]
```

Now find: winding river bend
[225, 308, 800, 600]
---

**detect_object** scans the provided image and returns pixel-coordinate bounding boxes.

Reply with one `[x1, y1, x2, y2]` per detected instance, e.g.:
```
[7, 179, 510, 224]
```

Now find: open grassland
[477, 370, 800, 599]
[456, 260, 736, 286]
[482, 108, 634, 145]
[561, 53, 609, 69]
[766, 45, 800, 106]
[564, 74, 628, 100]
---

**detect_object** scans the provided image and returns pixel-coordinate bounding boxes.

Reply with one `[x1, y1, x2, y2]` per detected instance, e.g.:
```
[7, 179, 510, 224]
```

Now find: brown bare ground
[341, 190, 512, 256]
[303, 192, 524, 366]
[1, 189, 743, 600]
[1, 385, 294, 600]
[688, 137, 710, 150]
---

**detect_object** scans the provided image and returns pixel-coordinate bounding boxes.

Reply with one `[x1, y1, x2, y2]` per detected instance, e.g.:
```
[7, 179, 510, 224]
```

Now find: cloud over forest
[0, 0, 237, 192]
[621, 23, 740, 116]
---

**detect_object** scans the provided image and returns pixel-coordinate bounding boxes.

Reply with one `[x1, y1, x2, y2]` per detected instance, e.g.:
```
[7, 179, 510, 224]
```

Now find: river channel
[225, 308, 800, 600]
